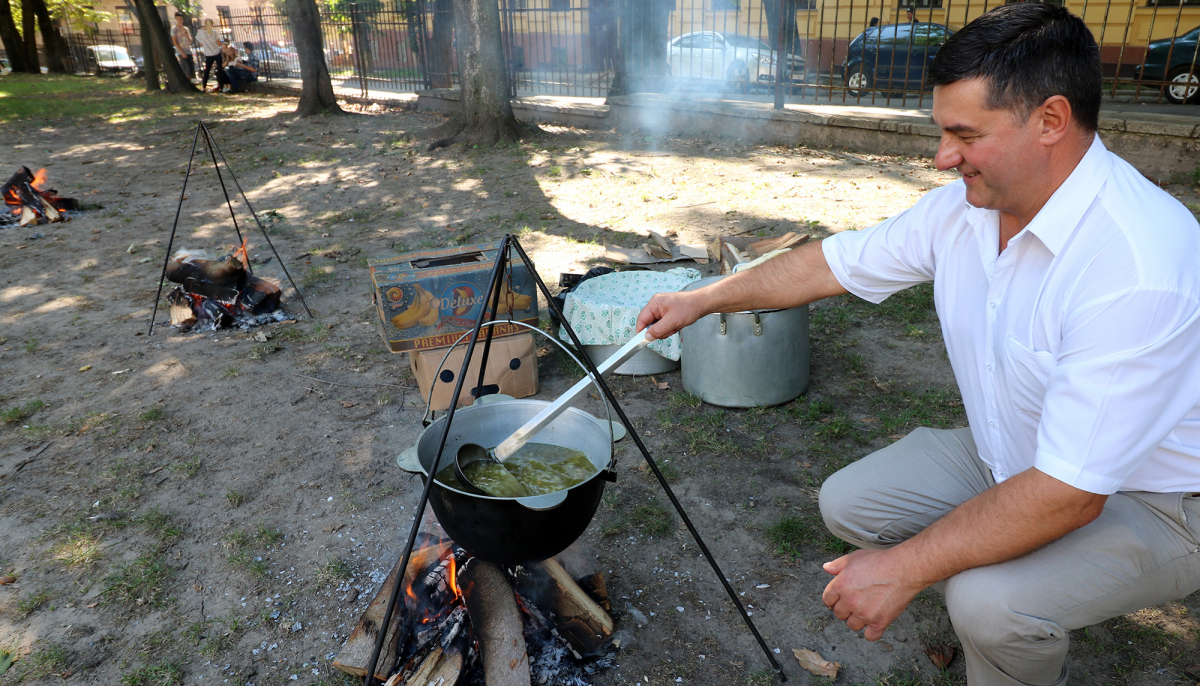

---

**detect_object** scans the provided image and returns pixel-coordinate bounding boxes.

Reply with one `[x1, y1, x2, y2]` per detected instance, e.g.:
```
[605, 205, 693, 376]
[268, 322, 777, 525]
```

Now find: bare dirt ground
[3, 78, 1200, 686]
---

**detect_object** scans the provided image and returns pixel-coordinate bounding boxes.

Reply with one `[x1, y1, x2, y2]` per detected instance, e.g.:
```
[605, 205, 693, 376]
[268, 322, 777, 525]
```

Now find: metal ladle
[455, 330, 653, 496]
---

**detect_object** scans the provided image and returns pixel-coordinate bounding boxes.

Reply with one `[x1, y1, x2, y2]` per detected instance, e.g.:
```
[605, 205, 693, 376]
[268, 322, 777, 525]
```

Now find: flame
[447, 554, 460, 600]
[31, 168, 48, 191]
[232, 237, 250, 272]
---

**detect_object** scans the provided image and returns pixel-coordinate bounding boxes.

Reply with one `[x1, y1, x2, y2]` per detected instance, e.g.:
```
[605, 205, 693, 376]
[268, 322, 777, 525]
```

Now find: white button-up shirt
[822, 136, 1200, 495]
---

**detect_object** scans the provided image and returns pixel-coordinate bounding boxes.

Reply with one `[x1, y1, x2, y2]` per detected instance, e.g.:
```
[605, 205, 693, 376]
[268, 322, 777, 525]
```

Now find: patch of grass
[17, 590, 51, 616]
[277, 322, 330, 343]
[370, 484, 401, 500]
[121, 661, 185, 686]
[135, 509, 183, 542]
[224, 530, 269, 580]
[101, 550, 176, 608]
[254, 525, 283, 546]
[138, 408, 164, 422]
[50, 531, 103, 568]
[302, 265, 337, 288]
[548, 165, 563, 177]
[23, 337, 39, 353]
[656, 407, 736, 456]
[225, 490, 246, 508]
[170, 457, 201, 478]
[629, 502, 674, 538]
[223, 366, 241, 378]
[315, 557, 355, 585]
[2, 399, 46, 424]
[766, 514, 855, 559]
[249, 342, 281, 360]
[872, 668, 927, 686]
[12, 642, 70, 680]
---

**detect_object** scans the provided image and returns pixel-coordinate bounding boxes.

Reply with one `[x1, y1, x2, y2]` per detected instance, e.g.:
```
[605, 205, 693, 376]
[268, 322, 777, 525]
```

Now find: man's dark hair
[243, 41, 253, 51]
[174, 12, 183, 18]
[928, 4, 1101, 132]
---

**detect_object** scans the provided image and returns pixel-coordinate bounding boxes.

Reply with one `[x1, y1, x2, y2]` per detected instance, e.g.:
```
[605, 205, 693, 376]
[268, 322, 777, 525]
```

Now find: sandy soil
[3, 89, 1200, 686]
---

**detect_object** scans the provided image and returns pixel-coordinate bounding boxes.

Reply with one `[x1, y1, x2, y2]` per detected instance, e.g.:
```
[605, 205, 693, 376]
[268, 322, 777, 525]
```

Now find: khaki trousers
[818, 427, 1200, 686]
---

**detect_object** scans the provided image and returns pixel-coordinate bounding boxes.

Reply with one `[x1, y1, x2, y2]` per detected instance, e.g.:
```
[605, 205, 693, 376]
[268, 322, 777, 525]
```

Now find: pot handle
[515, 490, 569, 511]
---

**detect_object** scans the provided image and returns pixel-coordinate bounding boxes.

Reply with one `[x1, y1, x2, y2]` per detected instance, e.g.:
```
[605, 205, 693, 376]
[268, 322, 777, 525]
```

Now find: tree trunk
[131, 0, 196, 92]
[137, 7, 159, 91]
[0, 0, 29, 73]
[29, 0, 66, 73]
[762, 0, 801, 66]
[424, 0, 529, 147]
[612, 0, 670, 94]
[285, 0, 343, 116]
[20, 0, 39, 73]
[427, 0, 453, 88]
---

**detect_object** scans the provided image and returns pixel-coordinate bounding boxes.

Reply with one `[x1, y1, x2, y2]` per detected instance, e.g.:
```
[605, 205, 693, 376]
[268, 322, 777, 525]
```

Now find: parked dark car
[1132, 26, 1199, 104]
[843, 22, 953, 95]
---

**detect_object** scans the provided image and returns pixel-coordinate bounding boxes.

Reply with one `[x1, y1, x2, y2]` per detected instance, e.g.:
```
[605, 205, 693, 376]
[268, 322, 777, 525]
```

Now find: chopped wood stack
[1, 167, 79, 227]
[712, 232, 811, 273]
[334, 540, 615, 686]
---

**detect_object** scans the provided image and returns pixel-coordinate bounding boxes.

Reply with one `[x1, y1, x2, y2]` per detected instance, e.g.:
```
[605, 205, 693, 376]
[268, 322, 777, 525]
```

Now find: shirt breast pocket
[1003, 336, 1055, 418]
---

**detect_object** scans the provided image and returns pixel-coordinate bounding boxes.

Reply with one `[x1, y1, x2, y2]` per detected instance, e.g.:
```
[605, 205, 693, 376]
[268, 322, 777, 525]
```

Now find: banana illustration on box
[391, 283, 440, 330]
[491, 282, 533, 315]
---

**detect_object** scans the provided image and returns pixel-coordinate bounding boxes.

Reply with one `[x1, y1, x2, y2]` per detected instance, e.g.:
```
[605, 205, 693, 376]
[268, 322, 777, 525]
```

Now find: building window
[898, 0, 943, 7]
[550, 0, 570, 10]
[712, 0, 740, 9]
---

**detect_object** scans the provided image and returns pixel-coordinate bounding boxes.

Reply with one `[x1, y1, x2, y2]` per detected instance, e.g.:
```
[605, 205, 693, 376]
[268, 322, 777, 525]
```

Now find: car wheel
[1164, 66, 1200, 105]
[725, 62, 749, 94]
[845, 64, 872, 96]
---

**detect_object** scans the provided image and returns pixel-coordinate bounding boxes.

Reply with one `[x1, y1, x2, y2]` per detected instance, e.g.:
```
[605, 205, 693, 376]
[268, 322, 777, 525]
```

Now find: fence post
[774, 0, 785, 108]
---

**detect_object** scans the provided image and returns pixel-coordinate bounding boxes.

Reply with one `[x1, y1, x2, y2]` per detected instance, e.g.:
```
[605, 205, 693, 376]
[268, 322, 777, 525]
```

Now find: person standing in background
[195, 19, 224, 92]
[170, 13, 195, 81]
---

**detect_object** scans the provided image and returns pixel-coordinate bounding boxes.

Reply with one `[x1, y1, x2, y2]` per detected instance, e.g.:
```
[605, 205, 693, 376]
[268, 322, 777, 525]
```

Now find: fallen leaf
[341, 401, 358, 408]
[60, 670, 72, 678]
[925, 645, 957, 670]
[193, 585, 202, 592]
[0, 576, 14, 585]
[793, 648, 840, 678]
[146, 465, 164, 475]
[888, 433, 907, 440]
[78, 365, 91, 372]
[650, 376, 669, 390]
[860, 417, 878, 423]
[323, 524, 345, 533]
[86, 603, 98, 608]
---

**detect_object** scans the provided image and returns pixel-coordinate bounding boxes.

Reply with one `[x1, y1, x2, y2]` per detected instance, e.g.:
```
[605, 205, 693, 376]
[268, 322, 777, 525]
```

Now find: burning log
[460, 558, 531, 686]
[1, 167, 78, 227]
[165, 243, 283, 331]
[333, 540, 452, 682]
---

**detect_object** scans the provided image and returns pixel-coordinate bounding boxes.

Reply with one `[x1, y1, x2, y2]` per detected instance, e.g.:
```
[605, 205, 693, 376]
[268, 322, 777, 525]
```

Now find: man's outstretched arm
[635, 239, 847, 341]
[822, 468, 1108, 641]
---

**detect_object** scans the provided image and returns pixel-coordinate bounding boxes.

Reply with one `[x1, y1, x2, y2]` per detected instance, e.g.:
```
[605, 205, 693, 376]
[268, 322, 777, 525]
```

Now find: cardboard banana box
[369, 242, 540, 353]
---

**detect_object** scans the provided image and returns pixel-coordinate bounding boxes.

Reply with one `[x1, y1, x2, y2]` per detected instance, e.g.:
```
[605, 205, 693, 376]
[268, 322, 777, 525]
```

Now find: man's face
[931, 78, 1044, 214]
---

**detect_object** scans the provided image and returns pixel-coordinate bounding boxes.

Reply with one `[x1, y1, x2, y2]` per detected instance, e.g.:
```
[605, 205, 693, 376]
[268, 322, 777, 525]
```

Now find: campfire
[2, 167, 78, 227]
[335, 534, 616, 686]
[165, 242, 287, 331]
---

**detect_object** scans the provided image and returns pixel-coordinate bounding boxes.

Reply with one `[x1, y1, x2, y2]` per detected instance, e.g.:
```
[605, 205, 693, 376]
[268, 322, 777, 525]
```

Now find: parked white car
[85, 45, 136, 75]
[667, 31, 802, 91]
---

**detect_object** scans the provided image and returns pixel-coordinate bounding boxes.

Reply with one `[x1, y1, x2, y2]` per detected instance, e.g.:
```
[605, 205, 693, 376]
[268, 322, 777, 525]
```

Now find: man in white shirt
[635, 4, 1200, 685]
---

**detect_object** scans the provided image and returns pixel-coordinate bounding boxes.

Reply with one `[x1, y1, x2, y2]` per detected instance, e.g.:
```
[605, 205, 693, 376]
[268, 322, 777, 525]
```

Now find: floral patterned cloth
[559, 268, 702, 361]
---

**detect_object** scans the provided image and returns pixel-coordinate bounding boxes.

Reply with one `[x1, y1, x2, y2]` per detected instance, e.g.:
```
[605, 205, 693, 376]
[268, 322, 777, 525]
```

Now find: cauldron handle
[420, 319, 618, 471]
[515, 489, 569, 511]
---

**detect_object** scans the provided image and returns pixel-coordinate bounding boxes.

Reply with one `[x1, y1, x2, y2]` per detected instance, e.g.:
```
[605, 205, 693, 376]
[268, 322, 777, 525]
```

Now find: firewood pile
[335, 535, 616, 686]
[165, 243, 287, 331]
[1, 167, 79, 227]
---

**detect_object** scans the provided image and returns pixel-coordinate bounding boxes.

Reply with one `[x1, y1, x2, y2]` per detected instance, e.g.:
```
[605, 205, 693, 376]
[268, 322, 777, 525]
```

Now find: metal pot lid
[683, 275, 784, 314]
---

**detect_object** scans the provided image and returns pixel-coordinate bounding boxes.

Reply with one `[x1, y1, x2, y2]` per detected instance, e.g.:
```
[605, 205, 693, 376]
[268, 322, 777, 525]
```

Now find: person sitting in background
[213, 40, 240, 92]
[223, 42, 259, 93]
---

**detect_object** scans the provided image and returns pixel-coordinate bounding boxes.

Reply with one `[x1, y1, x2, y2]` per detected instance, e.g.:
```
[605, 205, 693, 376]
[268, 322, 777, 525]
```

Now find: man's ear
[1038, 95, 1073, 146]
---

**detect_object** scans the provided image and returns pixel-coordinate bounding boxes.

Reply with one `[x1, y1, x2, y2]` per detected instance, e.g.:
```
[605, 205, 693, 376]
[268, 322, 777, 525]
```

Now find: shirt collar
[962, 134, 1112, 257]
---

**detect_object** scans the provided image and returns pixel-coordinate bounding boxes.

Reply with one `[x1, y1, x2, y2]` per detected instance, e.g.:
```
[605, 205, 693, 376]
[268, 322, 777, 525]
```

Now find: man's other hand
[821, 549, 924, 641]
[635, 291, 706, 341]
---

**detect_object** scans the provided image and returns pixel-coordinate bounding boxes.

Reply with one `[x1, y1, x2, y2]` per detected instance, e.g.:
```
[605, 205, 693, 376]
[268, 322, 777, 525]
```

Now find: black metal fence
[42, 0, 1199, 107]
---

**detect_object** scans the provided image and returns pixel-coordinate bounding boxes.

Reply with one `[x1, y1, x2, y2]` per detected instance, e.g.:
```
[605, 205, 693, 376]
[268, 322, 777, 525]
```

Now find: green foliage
[766, 514, 855, 560]
[628, 502, 674, 537]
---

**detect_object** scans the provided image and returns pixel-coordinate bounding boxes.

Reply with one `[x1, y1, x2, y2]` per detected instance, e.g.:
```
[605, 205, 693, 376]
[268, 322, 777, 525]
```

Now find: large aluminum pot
[680, 275, 809, 407]
[584, 343, 679, 376]
[416, 399, 615, 565]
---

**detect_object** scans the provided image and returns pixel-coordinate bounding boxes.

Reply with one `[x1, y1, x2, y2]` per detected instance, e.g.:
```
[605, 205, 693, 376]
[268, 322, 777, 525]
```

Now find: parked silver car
[85, 45, 137, 75]
[667, 31, 802, 91]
